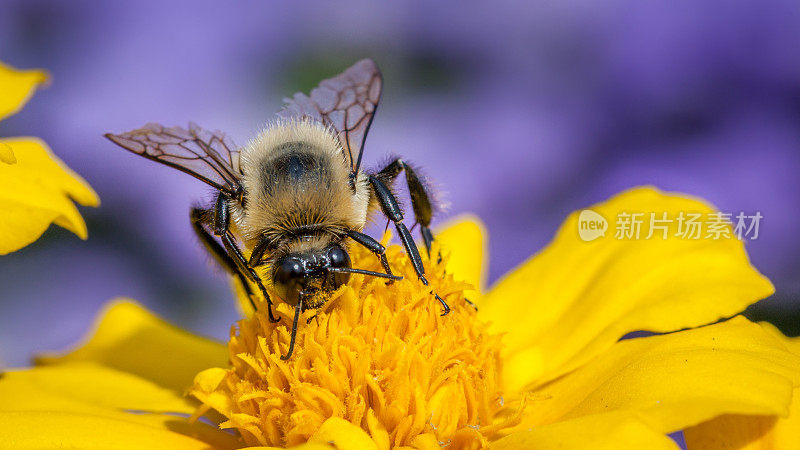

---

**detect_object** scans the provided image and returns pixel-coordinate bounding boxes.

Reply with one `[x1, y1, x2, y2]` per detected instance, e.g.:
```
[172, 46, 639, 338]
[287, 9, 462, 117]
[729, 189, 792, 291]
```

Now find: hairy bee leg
[346, 229, 395, 282]
[211, 194, 280, 323]
[368, 175, 450, 316]
[375, 161, 475, 310]
[376, 159, 436, 256]
[281, 294, 304, 360]
[190, 207, 257, 305]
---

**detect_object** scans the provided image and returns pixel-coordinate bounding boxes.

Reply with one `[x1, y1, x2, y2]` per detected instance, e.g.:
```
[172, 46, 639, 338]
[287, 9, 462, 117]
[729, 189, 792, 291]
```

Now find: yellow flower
[0, 61, 99, 254]
[2, 187, 798, 449]
[190, 231, 503, 448]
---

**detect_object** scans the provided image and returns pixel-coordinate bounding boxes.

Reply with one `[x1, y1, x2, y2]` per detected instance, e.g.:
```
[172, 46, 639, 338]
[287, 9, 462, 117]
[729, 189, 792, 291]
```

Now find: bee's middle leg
[371, 161, 477, 312]
[368, 175, 450, 316]
[375, 159, 436, 255]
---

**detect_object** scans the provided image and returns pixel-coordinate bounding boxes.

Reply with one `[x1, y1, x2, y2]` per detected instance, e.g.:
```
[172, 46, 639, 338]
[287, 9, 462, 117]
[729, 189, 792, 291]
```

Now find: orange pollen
[190, 241, 514, 448]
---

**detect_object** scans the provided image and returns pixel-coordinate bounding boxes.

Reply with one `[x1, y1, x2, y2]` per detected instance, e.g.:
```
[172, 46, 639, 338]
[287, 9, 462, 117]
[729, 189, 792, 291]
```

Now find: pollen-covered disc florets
[191, 240, 513, 448]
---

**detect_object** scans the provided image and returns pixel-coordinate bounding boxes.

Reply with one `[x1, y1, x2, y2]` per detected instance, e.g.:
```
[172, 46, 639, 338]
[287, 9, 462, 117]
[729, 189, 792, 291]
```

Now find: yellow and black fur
[232, 119, 371, 262]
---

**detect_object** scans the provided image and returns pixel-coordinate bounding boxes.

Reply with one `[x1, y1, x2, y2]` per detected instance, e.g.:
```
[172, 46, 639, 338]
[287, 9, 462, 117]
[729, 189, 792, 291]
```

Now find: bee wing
[279, 59, 382, 174]
[105, 122, 242, 195]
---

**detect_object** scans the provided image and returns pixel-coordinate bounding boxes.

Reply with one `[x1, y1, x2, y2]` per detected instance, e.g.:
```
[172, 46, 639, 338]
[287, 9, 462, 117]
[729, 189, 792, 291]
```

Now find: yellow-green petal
[0, 411, 238, 450]
[0, 137, 99, 254]
[435, 214, 487, 301]
[36, 299, 228, 395]
[684, 324, 800, 449]
[490, 411, 678, 449]
[513, 317, 800, 435]
[0, 61, 47, 122]
[482, 186, 774, 392]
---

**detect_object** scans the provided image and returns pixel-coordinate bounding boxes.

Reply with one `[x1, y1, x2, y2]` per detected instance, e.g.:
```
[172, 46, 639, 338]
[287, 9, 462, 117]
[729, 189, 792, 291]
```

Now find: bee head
[271, 244, 351, 306]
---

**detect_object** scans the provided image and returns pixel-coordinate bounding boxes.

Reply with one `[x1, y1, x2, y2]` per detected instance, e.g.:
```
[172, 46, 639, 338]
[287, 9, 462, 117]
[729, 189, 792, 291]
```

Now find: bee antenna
[327, 267, 402, 281]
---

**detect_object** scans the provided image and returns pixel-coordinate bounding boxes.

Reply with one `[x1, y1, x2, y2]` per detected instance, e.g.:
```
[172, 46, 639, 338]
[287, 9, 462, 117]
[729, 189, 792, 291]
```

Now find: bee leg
[368, 175, 450, 316]
[346, 230, 395, 283]
[219, 232, 280, 323]
[281, 294, 304, 360]
[374, 161, 474, 311]
[210, 194, 280, 323]
[420, 226, 435, 260]
[376, 159, 437, 259]
[190, 207, 256, 305]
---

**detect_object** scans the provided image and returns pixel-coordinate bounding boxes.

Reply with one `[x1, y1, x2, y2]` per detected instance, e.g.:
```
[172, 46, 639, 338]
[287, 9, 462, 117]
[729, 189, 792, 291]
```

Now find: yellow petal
[242, 446, 333, 450]
[0, 61, 47, 121]
[190, 368, 233, 417]
[0, 202, 64, 254]
[684, 324, 800, 449]
[759, 322, 800, 355]
[0, 411, 238, 450]
[307, 417, 379, 450]
[233, 420, 381, 450]
[0, 137, 99, 254]
[220, 416, 382, 450]
[684, 413, 783, 450]
[436, 214, 487, 301]
[0, 142, 16, 164]
[490, 411, 678, 449]
[0, 362, 193, 414]
[0, 364, 238, 449]
[36, 299, 228, 395]
[513, 317, 800, 435]
[482, 186, 774, 391]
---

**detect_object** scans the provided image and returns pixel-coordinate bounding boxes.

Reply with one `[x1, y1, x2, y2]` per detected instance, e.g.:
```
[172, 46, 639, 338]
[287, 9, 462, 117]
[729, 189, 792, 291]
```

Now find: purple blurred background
[1, 0, 799, 371]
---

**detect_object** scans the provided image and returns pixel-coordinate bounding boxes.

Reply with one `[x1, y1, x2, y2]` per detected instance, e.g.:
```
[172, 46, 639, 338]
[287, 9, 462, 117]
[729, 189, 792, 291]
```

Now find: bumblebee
[105, 59, 447, 359]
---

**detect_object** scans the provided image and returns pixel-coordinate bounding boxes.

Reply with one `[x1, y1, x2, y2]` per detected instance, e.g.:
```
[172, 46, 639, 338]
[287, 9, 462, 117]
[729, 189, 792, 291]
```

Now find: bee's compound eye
[274, 258, 303, 283]
[327, 245, 350, 269]
[327, 245, 351, 287]
[272, 258, 304, 305]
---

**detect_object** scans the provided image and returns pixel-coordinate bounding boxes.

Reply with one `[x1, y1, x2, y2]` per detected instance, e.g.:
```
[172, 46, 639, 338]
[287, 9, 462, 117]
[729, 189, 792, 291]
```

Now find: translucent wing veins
[279, 59, 383, 174]
[105, 122, 242, 196]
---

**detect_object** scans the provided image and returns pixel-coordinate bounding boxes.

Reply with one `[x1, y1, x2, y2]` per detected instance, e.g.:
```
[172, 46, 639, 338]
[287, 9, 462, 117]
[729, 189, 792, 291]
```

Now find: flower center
[191, 240, 513, 448]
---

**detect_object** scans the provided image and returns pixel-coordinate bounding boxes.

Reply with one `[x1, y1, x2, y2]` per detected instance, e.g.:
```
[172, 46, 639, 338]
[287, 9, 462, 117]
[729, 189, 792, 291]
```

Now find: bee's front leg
[210, 193, 280, 323]
[346, 230, 395, 284]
